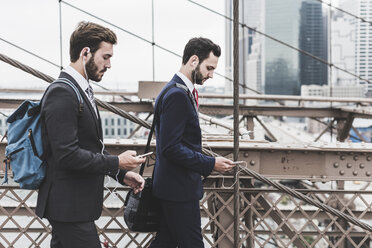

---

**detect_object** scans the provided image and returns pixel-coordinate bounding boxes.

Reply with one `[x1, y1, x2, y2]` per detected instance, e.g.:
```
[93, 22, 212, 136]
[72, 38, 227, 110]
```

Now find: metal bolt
[250, 160, 256, 166]
[244, 152, 249, 157]
[339, 170, 345, 175]
[360, 163, 365, 169]
[367, 156, 372, 161]
[333, 162, 339, 168]
[347, 163, 352, 168]
[354, 155, 359, 161]
[353, 171, 358, 176]
[340, 155, 346, 160]
[366, 171, 371, 177]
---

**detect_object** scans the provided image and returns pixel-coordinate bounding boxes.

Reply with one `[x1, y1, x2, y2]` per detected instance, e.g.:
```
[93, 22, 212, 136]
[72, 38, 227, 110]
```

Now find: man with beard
[36, 21, 146, 248]
[149, 37, 236, 248]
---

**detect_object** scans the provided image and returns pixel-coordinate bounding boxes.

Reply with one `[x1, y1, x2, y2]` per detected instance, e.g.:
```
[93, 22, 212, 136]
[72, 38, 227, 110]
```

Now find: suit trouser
[48, 219, 101, 248]
[149, 199, 204, 248]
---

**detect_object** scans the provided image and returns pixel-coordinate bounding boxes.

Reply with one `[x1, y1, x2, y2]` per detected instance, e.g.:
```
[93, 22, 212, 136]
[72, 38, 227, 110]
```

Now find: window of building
[118, 128, 121, 135]
[111, 128, 115, 135]
[124, 129, 127, 135]
[111, 119, 114, 126]
[105, 128, 109, 135]
[117, 119, 121, 125]
[105, 119, 108, 126]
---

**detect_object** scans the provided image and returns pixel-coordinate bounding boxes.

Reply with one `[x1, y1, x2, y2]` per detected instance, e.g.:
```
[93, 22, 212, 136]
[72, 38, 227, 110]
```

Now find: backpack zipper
[28, 129, 39, 157]
[8, 147, 24, 157]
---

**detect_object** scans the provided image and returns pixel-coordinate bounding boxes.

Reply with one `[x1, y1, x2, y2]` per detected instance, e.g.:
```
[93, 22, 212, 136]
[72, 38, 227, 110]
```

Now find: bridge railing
[1, 177, 372, 248]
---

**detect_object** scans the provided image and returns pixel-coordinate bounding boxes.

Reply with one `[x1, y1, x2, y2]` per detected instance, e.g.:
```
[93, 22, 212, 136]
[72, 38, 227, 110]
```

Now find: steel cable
[0, 53, 150, 128]
[239, 165, 372, 233]
[187, 0, 372, 85]
[2, 53, 371, 234]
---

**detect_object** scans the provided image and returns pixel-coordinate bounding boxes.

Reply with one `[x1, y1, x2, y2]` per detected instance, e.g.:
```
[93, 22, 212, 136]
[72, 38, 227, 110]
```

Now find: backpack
[2, 78, 83, 189]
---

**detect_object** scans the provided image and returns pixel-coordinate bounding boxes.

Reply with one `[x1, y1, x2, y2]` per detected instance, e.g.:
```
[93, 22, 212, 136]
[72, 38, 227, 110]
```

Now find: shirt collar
[64, 65, 90, 92]
[176, 71, 195, 93]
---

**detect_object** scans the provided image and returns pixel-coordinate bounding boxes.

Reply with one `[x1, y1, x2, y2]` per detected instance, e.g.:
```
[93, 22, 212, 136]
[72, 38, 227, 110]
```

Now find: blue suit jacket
[152, 74, 215, 202]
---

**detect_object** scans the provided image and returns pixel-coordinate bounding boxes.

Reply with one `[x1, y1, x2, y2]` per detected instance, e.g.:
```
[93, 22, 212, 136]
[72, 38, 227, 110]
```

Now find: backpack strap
[27, 78, 84, 117]
[54, 78, 84, 113]
[139, 84, 177, 176]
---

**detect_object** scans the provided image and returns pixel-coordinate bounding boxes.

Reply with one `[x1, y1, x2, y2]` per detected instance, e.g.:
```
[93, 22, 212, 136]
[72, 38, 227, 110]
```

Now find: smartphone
[232, 161, 245, 164]
[137, 151, 154, 158]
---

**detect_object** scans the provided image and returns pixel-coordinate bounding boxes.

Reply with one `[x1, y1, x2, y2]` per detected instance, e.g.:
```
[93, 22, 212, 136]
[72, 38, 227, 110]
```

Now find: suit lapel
[172, 75, 198, 114]
[59, 72, 102, 139]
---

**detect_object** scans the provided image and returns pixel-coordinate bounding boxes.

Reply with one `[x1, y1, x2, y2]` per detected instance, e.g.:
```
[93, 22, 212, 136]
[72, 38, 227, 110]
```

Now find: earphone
[84, 47, 90, 56]
[80, 47, 90, 57]
[193, 61, 196, 65]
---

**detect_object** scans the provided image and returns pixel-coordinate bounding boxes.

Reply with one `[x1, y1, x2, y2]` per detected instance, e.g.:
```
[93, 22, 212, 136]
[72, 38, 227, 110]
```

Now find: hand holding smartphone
[136, 151, 153, 158]
[232, 161, 245, 165]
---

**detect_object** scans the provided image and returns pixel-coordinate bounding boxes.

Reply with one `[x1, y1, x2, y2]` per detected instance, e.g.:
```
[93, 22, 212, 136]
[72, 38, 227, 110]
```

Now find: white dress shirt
[64, 65, 98, 117]
[176, 71, 195, 94]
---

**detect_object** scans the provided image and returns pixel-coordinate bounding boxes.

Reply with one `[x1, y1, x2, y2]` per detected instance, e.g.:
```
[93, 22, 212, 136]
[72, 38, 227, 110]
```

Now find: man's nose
[106, 60, 111, 69]
[208, 71, 214, 79]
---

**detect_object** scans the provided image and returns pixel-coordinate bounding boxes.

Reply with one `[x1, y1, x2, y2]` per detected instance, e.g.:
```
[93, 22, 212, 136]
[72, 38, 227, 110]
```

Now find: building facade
[356, 0, 372, 94]
[225, 0, 328, 96]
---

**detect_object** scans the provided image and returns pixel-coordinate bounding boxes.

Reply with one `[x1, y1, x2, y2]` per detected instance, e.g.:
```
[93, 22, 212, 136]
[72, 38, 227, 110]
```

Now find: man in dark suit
[149, 38, 236, 248]
[36, 21, 146, 248]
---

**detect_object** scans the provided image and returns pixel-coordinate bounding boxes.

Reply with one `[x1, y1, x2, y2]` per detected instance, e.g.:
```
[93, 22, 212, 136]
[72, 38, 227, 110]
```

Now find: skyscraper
[265, 0, 327, 95]
[225, 0, 328, 96]
[299, 0, 328, 87]
[225, 0, 263, 94]
[330, 0, 357, 87]
[356, 0, 372, 94]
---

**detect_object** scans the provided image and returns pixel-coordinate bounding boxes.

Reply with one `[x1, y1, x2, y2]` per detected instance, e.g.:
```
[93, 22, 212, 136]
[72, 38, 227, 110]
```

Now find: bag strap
[54, 78, 84, 112]
[139, 84, 177, 176]
[27, 78, 84, 117]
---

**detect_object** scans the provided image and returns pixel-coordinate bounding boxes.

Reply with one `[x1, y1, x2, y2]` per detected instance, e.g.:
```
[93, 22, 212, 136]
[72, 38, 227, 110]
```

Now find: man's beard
[191, 65, 207, 85]
[85, 56, 106, 82]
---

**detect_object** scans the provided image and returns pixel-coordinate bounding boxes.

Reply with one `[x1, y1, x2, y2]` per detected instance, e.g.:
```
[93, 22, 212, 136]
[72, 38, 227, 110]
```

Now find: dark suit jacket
[36, 72, 126, 222]
[152, 74, 215, 202]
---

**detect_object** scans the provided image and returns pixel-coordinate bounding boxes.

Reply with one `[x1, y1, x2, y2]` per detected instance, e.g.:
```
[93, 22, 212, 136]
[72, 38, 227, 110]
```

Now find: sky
[0, 0, 226, 92]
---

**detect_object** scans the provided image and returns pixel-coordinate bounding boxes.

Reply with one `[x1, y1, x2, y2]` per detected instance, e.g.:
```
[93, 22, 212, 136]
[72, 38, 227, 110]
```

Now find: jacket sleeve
[42, 84, 119, 176]
[103, 149, 127, 184]
[159, 89, 215, 177]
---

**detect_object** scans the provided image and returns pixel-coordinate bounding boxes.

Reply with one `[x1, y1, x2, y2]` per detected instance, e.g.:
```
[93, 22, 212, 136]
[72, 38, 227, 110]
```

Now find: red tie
[192, 88, 199, 108]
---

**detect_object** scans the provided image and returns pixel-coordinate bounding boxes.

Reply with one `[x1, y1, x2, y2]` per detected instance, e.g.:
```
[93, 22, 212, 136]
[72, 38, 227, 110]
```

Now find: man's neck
[179, 65, 193, 84]
[70, 61, 86, 80]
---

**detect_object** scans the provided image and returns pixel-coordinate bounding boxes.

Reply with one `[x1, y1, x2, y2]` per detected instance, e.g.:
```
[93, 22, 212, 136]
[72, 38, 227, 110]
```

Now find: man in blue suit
[150, 37, 236, 248]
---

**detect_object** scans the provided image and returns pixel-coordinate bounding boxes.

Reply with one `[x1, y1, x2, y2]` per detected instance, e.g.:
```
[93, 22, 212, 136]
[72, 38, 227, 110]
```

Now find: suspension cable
[1, 51, 371, 234]
[239, 165, 372, 233]
[0, 53, 149, 128]
[187, 0, 372, 85]
[59, 0, 262, 94]
[0, 37, 130, 101]
[315, 0, 372, 25]
[0, 37, 61, 69]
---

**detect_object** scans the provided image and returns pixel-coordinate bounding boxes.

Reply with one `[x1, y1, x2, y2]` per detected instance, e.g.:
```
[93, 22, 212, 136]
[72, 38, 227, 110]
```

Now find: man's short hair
[182, 37, 221, 65]
[69, 21, 117, 62]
